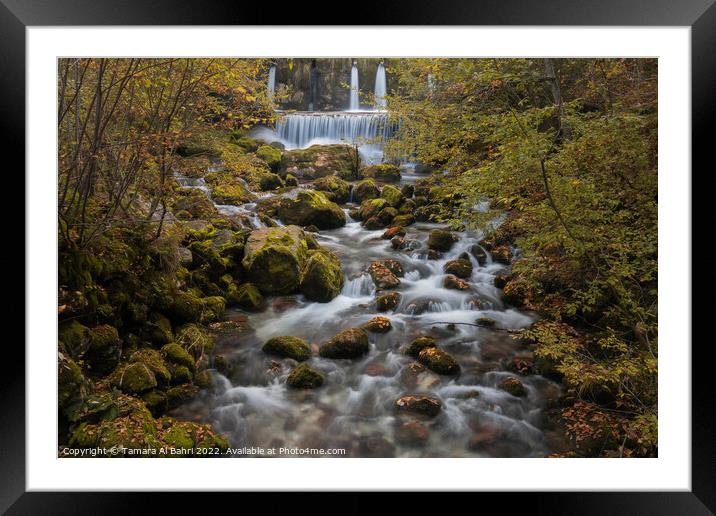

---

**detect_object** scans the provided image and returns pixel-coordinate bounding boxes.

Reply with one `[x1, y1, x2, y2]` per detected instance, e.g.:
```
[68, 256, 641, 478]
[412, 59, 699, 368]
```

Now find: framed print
[3, 0, 712, 512]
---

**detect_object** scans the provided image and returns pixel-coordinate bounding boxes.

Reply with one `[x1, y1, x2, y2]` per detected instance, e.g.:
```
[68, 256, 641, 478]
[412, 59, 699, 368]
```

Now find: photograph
[56, 56, 659, 460]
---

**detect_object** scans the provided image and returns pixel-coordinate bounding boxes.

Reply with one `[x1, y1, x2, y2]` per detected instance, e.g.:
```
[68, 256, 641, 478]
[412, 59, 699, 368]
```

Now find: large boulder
[368, 261, 400, 290]
[300, 249, 344, 302]
[359, 198, 389, 221]
[262, 336, 311, 361]
[255, 144, 282, 172]
[210, 180, 256, 206]
[444, 259, 473, 279]
[353, 179, 380, 203]
[418, 347, 460, 375]
[241, 226, 310, 294]
[286, 363, 324, 389]
[380, 184, 404, 208]
[281, 144, 357, 180]
[172, 189, 218, 219]
[361, 163, 401, 183]
[312, 176, 351, 203]
[319, 328, 370, 359]
[428, 229, 458, 251]
[278, 190, 346, 229]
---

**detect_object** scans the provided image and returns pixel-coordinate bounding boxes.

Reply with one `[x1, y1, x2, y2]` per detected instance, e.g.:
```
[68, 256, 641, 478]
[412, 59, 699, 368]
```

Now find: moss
[428, 229, 458, 251]
[392, 214, 415, 227]
[256, 144, 282, 171]
[405, 336, 437, 358]
[258, 172, 284, 191]
[58, 351, 86, 409]
[84, 324, 122, 374]
[312, 176, 351, 203]
[118, 362, 158, 394]
[175, 324, 214, 358]
[359, 197, 388, 220]
[144, 312, 174, 346]
[380, 184, 404, 208]
[262, 336, 311, 361]
[188, 240, 228, 275]
[286, 363, 324, 389]
[232, 136, 261, 152]
[162, 421, 196, 451]
[169, 364, 193, 385]
[166, 384, 199, 409]
[58, 320, 90, 357]
[199, 295, 226, 323]
[166, 290, 204, 323]
[376, 292, 401, 312]
[142, 390, 168, 417]
[353, 179, 380, 203]
[194, 369, 212, 389]
[241, 226, 308, 294]
[231, 282, 264, 311]
[363, 316, 392, 333]
[361, 163, 401, 183]
[284, 174, 299, 187]
[129, 349, 172, 385]
[161, 343, 196, 370]
[281, 144, 356, 179]
[172, 189, 218, 219]
[300, 250, 344, 302]
[377, 207, 398, 226]
[277, 189, 346, 229]
[319, 328, 369, 359]
[211, 181, 256, 206]
[444, 259, 473, 279]
[418, 347, 460, 375]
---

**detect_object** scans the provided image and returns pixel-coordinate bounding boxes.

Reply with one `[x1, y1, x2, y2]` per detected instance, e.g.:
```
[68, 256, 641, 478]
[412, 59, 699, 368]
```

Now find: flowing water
[267, 64, 276, 100]
[374, 63, 387, 109]
[172, 166, 564, 458]
[349, 63, 360, 111]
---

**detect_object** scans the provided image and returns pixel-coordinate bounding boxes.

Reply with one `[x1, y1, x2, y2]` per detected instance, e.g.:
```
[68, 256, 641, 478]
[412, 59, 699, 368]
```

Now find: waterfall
[374, 63, 387, 110]
[267, 64, 276, 100]
[275, 112, 395, 149]
[349, 63, 360, 111]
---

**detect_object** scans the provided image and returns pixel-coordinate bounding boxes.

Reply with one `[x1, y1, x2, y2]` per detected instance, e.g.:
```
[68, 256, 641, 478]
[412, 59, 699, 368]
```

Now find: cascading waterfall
[374, 62, 387, 110]
[349, 63, 360, 111]
[275, 112, 396, 149]
[267, 64, 276, 100]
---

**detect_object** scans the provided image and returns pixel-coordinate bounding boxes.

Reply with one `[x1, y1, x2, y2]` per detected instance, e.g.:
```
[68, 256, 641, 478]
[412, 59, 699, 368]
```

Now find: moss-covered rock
[129, 349, 172, 385]
[199, 295, 226, 323]
[377, 207, 398, 226]
[161, 342, 196, 371]
[241, 226, 309, 294]
[392, 214, 416, 227]
[376, 292, 401, 312]
[83, 324, 122, 374]
[58, 351, 86, 409]
[256, 144, 282, 171]
[162, 421, 195, 451]
[361, 163, 401, 183]
[169, 364, 193, 385]
[194, 369, 212, 389]
[118, 362, 158, 394]
[418, 347, 460, 375]
[394, 395, 442, 417]
[353, 178, 380, 203]
[300, 249, 344, 302]
[475, 316, 497, 327]
[363, 316, 392, 333]
[312, 176, 351, 203]
[144, 312, 174, 346]
[188, 240, 228, 274]
[444, 274, 470, 290]
[286, 363, 324, 389]
[469, 244, 488, 266]
[380, 184, 404, 208]
[166, 290, 204, 323]
[258, 172, 284, 191]
[262, 336, 311, 361]
[368, 261, 400, 290]
[231, 282, 264, 311]
[232, 136, 261, 152]
[284, 174, 299, 187]
[281, 144, 357, 180]
[58, 320, 90, 358]
[278, 190, 346, 229]
[319, 328, 370, 359]
[211, 179, 256, 206]
[428, 229, 458, 251]
[404, 336, 437, 358]
[359, 198, 388, 220]
[175, 323, 214, 359]
[498, 376, 527, 397]
[172, 189, 218, 219]
[444, 259, 473, 279]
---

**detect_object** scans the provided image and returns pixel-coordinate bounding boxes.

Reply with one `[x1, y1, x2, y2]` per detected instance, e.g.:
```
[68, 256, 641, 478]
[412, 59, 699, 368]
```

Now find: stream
[172, 165, 564, 458]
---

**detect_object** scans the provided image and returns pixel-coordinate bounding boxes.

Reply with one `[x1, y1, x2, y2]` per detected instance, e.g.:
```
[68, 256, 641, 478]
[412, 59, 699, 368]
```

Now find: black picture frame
[3, 0, 710, 512]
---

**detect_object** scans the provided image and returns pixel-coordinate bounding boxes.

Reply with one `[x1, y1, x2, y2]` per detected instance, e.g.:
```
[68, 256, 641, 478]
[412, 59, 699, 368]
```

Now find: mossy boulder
[353, 179, 380, 203]
[469, 244, 488, 266]
[255, 144, 282, 171]
[319, 328, 370, 359]
[142, 390, 169, 417]
[376, 292, 401, 312]
[286, 363, 324, 389]
[231, 282, 264, 311]
[405, 336, 437, 358]
[428, 229, 458, 251]
[169, 364, 193, 385]
[118, 362, 158, 394]
[161, 343, 196, 371]
[444, 259, 473, 279]
[380, 184, 404, 208]
[418, 347, 460, 375]
[392, 214, 416, 227]
[363, 316, 392, 333]
[262, 336, 311, 361]
[211, 180, 256, 206]
[359, 198, 388, 220]
[368, 261, 400, 290]
[165, 290, 204, 323]
[232, 136, 261, 152]
[281, 144, 357, 179]
[84, 324, 122, 375]
[312, 176, 351, 203]
[258, 172, 284, 191]
[161, 421, 195, 451]
[199, 295, 226, 324]
[278, 190, 346, 229]
[175, 323, 214, 359]
[377, 207, 398, 226]
[129, 349, 171, 385]
[194, 369, 212, 389]
[300, 250, 344, 302]
[498, 376, 527, 397]
[172, 189, 218, 219]
[361, 163, 401, 183]
[58, 320, 90, 358]
[144, 312, 174, 346]
[394, 395, 442, 418]
[58, 351, 86, 409]
[241, 226, 309, 294]
[284, 174, 299, 187]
